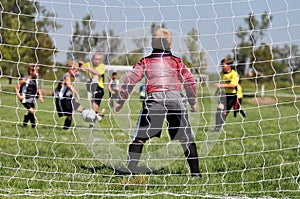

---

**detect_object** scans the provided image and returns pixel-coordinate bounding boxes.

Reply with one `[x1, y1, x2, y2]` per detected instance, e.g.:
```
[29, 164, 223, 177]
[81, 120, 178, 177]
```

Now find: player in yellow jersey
[214, 57, 239, 132]
[80, 52, 105, 127]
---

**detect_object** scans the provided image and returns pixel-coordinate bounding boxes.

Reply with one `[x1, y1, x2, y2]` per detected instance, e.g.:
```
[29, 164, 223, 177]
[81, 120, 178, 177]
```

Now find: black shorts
[91, 86, 104, 106]
[56, 97, 73, 117]
[109, 91, 119, 100]
[22, 102, 35, 110]
[219, 93, 237, 113]
[133, 91, 195, 142]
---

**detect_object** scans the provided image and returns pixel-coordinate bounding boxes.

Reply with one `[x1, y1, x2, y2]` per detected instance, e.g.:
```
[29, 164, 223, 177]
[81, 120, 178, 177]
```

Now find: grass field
[0, 78, 299, 198]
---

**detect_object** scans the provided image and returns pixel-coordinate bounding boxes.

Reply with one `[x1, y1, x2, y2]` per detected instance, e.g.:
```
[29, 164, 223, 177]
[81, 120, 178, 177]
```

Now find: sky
[37, 0, 300, 73]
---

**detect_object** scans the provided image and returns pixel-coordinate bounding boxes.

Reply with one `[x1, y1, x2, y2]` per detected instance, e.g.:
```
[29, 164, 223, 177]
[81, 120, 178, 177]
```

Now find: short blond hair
[152, 28, 173, 50]
[92, 52, 103, 59]
[66, 61, 79, 69]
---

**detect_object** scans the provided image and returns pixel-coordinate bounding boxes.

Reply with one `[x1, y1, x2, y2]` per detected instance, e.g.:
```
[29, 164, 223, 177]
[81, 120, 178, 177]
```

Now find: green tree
[132, 37, 148, 51]
[253, 43, 300, 86]
[0, 1, 57, 78]
[111, 49, 143, 66]
[111, 36, 147, 66]
[252, 43, 273, 77]
[184, 28, 206, 74]
[271, 44, 300, 84]
[67, 14, 100, 61]
[234, 12, 272, 75]
[98, 29, 123, 64]
[272, 44, 300, 72]
[112, 23, 165, 65]
[68, 15, 123, 64]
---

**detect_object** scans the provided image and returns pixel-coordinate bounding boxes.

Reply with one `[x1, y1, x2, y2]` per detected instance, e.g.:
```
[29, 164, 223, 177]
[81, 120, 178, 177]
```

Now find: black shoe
[241, 111, 247, 118]
[63, 126, 70, 130]
[96, 108, 105, 123]
[63, 118, 72, 130]
[125, 169, 136, 175]
[114, 166, 136, 175]
[31, 123, 36, 128]
[114, 169, 135, 176]
[89, 122, 95, 128]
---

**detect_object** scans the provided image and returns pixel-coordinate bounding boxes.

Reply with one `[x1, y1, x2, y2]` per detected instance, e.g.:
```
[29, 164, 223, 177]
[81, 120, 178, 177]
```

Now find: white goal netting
[0, 0, 299, 198]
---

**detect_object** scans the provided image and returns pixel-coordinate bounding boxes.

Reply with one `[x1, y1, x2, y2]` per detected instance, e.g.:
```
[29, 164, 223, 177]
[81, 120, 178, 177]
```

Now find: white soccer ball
[81, 109, 97, 123]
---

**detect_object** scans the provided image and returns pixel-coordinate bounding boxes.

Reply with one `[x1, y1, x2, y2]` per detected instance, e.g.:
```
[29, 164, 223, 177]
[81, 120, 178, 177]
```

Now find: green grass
[0, 78, 299, 198]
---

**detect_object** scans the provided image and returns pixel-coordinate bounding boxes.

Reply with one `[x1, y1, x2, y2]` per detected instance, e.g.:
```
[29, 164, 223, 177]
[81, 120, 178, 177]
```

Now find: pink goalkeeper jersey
[118, 50, 197, 106]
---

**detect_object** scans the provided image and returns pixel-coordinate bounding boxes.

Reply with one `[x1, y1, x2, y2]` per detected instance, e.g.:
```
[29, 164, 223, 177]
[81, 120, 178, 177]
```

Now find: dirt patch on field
[42, 89, 54, 96]
[247, 97, 277, 105]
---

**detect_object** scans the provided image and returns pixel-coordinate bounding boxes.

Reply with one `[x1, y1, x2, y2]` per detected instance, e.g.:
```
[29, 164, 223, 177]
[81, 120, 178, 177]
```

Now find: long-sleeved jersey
[220, 69, 239, 94]
[118, 50, 197, 106]
[84, 62, 105, 89]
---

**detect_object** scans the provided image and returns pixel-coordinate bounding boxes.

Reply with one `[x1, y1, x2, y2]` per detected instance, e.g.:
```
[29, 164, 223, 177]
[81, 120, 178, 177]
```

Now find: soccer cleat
[96, 115, 103, 122]
[100, 108, 105, 115]
[89, 122, 95, 128]
[63, 118, 72, 130]
[114, 168, 135, 176]
[63, 126, 70, 130]
[96, 108, 105, 122]
[124, 167, 136, 175]
[241, 111, 247, 118]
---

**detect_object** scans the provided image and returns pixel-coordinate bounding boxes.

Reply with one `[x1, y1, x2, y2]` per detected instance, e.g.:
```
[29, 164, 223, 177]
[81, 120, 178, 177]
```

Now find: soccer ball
[81, 109, 97, 123]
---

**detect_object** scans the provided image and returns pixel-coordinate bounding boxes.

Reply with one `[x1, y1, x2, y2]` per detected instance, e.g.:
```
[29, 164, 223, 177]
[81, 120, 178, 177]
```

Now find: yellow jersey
[236, 84, 243, 99]
[220, 69, 239, 94]
[84, 62, 105, 89]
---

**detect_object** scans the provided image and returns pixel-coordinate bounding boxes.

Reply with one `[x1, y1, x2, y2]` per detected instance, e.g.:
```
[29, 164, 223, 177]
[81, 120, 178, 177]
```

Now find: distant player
[114, 28, 201, 177]
[108, 72, 119, 108]
[214, 57, 239, 131]
[15, 64, 44, 128]
[54, 61, 104, 130]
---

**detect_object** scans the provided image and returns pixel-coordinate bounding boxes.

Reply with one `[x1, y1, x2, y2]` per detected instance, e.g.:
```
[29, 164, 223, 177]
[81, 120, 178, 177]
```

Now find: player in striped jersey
[15, 64, 44, 128]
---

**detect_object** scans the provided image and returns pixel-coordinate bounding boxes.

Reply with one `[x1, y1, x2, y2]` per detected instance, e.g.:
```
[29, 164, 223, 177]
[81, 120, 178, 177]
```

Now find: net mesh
[0, 0, 299, 198]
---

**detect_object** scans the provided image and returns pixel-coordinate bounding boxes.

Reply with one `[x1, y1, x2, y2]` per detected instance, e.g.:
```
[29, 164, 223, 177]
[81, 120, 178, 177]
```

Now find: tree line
[0, 1, 299, 84]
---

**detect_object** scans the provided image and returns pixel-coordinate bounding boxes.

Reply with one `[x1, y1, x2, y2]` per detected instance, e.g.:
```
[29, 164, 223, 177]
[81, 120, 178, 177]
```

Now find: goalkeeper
[114, 28, 201, 177]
